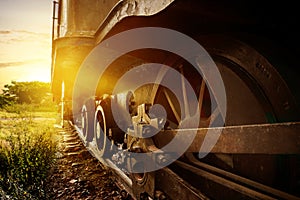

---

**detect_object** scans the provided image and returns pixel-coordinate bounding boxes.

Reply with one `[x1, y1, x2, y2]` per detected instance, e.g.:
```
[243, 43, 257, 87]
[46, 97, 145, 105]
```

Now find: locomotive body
[51, 0, 174, 103]
[51, 1, 300, 199]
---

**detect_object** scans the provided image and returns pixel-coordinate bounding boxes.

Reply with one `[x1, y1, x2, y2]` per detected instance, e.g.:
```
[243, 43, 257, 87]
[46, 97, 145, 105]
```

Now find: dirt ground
[46, 125, 133, 200]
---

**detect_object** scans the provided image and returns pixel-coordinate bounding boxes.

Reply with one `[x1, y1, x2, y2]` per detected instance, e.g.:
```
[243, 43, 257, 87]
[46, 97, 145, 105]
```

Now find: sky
[0, 0, 53, 89]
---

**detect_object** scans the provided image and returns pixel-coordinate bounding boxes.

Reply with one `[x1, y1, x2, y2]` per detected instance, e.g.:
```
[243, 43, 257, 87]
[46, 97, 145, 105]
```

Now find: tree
[2, 81, 52, 104]
[0, 93, 14, 108]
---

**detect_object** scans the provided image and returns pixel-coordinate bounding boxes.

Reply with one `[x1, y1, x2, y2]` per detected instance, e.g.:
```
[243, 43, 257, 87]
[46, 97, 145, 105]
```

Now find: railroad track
[50, 123, 132, 200]
[63, 121, 300, 200]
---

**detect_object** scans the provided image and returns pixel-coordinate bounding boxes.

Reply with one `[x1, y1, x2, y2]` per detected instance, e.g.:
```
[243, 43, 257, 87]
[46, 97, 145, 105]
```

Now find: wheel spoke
[198, 78, 206, 117]
[207, 107, 220, 125]
[179, 65, 190, 118]
[163, 88, 181, 123]
[150, 65, 170, 103]
[150, 55, 182, 103]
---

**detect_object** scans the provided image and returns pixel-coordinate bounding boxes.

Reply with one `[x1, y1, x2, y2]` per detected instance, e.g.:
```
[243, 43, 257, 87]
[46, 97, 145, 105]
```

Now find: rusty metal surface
[155, 167, 209, 200]
[94, 0, 174, 43]
[155, 122, 300, 154]
[173, 160, 279, 200]
[55, 0, 174, 39]
[74, 119, 300, 200]
[184, 153, 300, 200]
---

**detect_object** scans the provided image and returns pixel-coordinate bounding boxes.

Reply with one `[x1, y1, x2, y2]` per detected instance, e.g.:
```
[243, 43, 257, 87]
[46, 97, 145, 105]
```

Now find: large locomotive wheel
[94, 104, 109, 157]
[150, 35, 299, 192]
[80, 98, 95, 143]
[94, 97, 115, 158]
[81, 105, 88, 137]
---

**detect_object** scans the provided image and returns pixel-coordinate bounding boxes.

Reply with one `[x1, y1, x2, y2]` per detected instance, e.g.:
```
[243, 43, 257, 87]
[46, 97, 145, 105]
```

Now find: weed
[0, 116, 57, 199]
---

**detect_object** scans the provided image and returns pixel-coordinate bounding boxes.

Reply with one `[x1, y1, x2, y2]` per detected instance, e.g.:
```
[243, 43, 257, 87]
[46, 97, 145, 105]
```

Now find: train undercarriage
[51, 0, 300, 199]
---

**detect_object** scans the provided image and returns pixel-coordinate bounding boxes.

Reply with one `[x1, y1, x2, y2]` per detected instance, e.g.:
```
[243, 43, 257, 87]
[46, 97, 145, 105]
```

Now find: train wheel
[80, 98, 95, 143]
[94, 98, 114, 157]
[81, 105, 88, 136]
[94, 104, 109, 157]
[151, 35, 299, 190]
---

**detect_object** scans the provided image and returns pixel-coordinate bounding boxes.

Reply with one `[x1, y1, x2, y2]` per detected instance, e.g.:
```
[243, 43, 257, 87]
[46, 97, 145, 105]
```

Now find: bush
[0, 94, 13, 109]
[0, 118, 57, 199]
[0, 81, 57, 113]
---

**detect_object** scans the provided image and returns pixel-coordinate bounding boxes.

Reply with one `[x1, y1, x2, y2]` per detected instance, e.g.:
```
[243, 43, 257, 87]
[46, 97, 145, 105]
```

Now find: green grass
[0, 106, 59, 199]
[1, 103, 57, 114]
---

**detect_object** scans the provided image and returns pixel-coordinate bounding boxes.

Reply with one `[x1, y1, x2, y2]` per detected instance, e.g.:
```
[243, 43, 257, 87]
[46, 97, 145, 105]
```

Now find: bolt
[157, 154, 168, 165]
[120, 190, 128, 199]
[155, 190, 167, 200]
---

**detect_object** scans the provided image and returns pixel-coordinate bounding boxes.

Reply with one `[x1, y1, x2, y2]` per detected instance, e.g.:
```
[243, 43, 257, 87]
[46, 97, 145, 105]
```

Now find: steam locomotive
[51, 0, 300, 199]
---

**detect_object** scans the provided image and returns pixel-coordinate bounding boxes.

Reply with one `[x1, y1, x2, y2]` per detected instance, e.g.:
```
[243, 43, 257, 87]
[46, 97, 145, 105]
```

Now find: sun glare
[0, 62, 51, 89]
[23, 63, 51, 83]
[0, 30, 52, 89]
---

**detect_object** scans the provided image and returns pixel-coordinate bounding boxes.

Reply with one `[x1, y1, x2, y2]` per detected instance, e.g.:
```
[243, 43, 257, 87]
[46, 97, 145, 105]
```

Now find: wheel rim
[152, 59, 271, 130]
[94, 105, 107, 156]
[81, 105, 88, 138]
[148, 35, 298, 187]
[151, 37, 290, 129]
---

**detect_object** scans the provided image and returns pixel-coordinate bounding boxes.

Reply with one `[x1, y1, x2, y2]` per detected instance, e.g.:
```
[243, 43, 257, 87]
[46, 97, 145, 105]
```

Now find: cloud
[0, 29, 51, 63]
[0, 29, 51, 44]
[0, 61, 26, 68]
[0, 59, 43, 68]
[0, 30, 11, 34]
[0, 29, 49, 36]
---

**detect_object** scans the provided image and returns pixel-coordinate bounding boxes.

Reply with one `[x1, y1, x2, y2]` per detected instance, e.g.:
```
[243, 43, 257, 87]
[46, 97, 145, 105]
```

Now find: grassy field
[0, 104, 59, 199]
